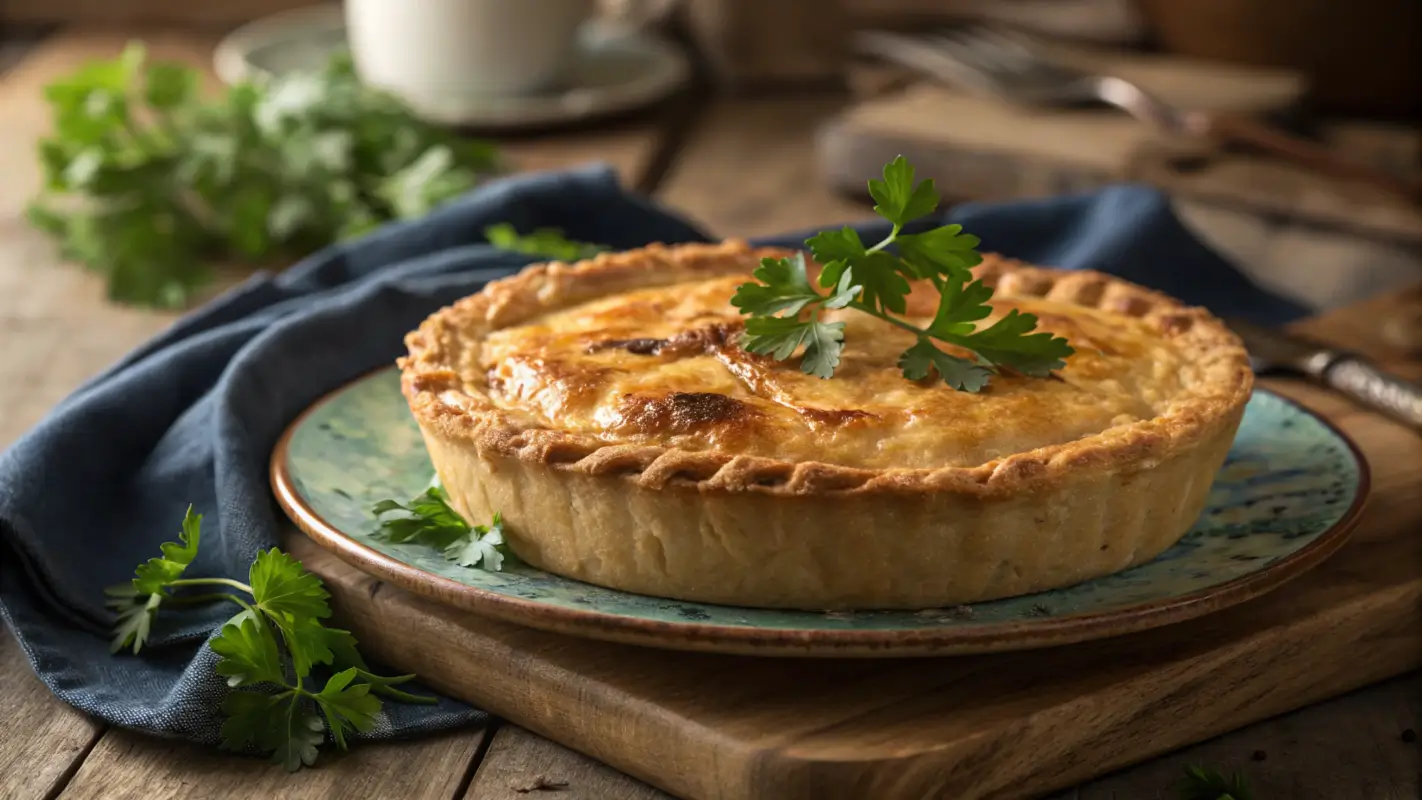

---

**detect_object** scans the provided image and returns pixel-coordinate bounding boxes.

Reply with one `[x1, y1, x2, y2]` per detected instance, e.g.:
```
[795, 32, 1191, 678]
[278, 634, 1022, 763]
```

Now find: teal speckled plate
[272, 368, 1369, 657]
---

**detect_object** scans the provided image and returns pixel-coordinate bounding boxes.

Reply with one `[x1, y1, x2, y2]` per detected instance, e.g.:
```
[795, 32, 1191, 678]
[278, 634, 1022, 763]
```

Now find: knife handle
[1322, 356, 1422, 429]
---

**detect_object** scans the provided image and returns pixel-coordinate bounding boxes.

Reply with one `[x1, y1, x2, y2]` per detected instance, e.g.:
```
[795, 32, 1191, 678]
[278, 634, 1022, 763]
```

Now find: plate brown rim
[270, 369, 1371, 658]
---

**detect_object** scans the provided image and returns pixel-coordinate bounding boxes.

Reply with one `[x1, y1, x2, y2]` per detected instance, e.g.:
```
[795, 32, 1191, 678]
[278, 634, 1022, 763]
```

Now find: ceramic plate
[272, 368, 1368, 657]
[213, 4, 690, 130]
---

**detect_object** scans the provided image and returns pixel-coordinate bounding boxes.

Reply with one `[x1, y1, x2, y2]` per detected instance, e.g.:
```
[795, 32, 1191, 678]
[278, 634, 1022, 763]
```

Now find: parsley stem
[225, 593, 259, 618]
[848, 300, 930, 339]
[167, 577, 254, 595]
[864, 225, 900, 255]
[166, 592, 247, 608]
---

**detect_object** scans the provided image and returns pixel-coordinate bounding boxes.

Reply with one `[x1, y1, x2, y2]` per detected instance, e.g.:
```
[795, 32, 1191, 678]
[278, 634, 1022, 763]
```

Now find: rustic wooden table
[1, 29, 1418, 800]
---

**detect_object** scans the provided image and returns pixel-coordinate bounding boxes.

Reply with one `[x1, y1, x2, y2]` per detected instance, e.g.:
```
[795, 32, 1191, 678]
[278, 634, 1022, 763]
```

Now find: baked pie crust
[399, 240, 1252, 610]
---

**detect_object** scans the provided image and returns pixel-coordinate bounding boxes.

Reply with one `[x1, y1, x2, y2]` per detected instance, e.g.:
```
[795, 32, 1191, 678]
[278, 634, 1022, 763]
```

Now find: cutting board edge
[290, 527, 1422, 800]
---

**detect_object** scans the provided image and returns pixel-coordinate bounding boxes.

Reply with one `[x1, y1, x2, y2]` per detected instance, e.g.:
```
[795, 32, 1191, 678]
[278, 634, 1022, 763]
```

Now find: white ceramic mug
[345, 0, 670, 119]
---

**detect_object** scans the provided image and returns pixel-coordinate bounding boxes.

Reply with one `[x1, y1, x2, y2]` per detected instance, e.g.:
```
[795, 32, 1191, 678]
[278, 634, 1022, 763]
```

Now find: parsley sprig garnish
[106, 506, 435, 771]
[732, 156, 1074, 391]
[373, 486, 510, 571]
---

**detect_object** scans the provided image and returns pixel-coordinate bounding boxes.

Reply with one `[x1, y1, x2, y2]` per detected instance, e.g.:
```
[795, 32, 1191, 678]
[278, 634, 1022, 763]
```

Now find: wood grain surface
[0, 630, 103, 800]
[278, 288, 1422, 798]
[659, 97, 868, 237]
[58, 728, 486, 800]
[1044, 677, 1421, 800]
[466, 726, 673, 800]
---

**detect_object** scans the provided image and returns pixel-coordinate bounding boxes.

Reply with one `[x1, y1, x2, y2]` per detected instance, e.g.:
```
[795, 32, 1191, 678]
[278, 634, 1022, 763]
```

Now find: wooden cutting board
[281, 288, 1422, 800]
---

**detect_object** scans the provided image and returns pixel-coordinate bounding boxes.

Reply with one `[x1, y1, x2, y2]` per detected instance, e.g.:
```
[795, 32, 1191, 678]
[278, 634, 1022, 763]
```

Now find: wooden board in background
[284, 289, 1422, 800]
[659, 97, 869, 237]
[815, 80, 1422, 312]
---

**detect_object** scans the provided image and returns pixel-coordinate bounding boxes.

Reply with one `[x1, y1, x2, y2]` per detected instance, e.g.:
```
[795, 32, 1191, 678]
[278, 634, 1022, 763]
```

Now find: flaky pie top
[426, 254, 1233, 472]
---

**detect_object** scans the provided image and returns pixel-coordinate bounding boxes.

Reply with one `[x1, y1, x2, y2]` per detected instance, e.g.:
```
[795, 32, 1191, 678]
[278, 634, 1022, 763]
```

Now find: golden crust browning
[400, 240, 1252, 499]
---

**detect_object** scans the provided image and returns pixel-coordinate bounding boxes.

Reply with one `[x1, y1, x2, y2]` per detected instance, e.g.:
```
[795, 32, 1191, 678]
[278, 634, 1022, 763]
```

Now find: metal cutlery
[854, 27, 1422, 202]
[1226, 316, 1422, 429]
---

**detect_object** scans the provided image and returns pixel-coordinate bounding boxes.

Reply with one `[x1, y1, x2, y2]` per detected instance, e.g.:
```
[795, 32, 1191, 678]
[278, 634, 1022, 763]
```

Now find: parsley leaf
[371, 487, 473, 549]
[106, 587, 162, 654]
[445, 512, 508, 571]
[733, 252, 852, 380]
[741, 314, 847, 380]
[731, 253, 821, 317]
[217, 687, 324, 772]
[251, 548, 332, 624]
[731, 155, 1074, 391]
[844, 250, 911, 315]
[485, 223, 607, 262]
[742, 315, 819, 361]
[805, 227, 867, 284]
[898, 340, 991, 392]
[896, 224, 982, 284]
[271, 700, 326, 772]
[131, 504, 202, 595]
[247, 548, 337, 678]
[277, 614, 338, 680]
[313, 668, 382, 750]
[1180, 765, 1254, 800]
[801, 320, 847, 380]
[869, 155, 940, 227]
[218, 691, 286, 753]
[211, 613, 287, 688]
[106, 505, 205, 653]
[951, 310, 1075, 377]
[372, 488, 511, 571]
[925, 278, 995, 337]
[822, 267, 861, 310]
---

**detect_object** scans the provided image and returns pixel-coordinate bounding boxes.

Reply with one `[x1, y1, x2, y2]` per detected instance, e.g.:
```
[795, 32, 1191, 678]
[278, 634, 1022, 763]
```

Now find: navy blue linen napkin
[0, 163, 1304, 745]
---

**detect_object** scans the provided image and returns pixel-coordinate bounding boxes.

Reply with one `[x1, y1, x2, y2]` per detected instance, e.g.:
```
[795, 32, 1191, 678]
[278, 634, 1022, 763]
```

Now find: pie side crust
[399, 240, 1253, 609]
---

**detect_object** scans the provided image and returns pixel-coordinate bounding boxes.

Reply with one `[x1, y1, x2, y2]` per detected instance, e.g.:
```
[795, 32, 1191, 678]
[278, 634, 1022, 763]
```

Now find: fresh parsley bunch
[732, 156, 1074, 392]
[373, 486, 510, 571]
[106, 507, 435, 771]
[29, 43, 499, 308]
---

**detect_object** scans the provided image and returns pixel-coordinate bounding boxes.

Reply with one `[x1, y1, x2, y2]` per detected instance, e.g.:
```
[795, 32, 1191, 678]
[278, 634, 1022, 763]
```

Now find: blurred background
[0, 0, 1419, 318]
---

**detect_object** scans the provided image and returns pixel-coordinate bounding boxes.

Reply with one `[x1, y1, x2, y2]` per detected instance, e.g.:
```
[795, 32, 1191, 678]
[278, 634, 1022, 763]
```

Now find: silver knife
[1226, 316, 1422, 429]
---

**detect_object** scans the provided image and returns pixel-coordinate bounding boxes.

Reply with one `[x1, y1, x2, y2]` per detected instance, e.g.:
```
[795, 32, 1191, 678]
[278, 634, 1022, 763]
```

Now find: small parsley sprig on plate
[485, 223, 608, 263]
[373, 486, 510, 571]
[106, 506, 434, 771]
[732, 156, 1074, 392]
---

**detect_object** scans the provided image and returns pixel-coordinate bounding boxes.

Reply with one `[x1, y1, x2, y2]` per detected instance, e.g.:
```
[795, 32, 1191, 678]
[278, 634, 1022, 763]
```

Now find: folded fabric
[0, 163, 1306, 745]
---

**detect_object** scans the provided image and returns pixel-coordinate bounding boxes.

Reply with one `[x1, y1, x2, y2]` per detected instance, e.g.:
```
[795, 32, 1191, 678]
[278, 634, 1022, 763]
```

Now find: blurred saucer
[214, 4, 691, 130]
